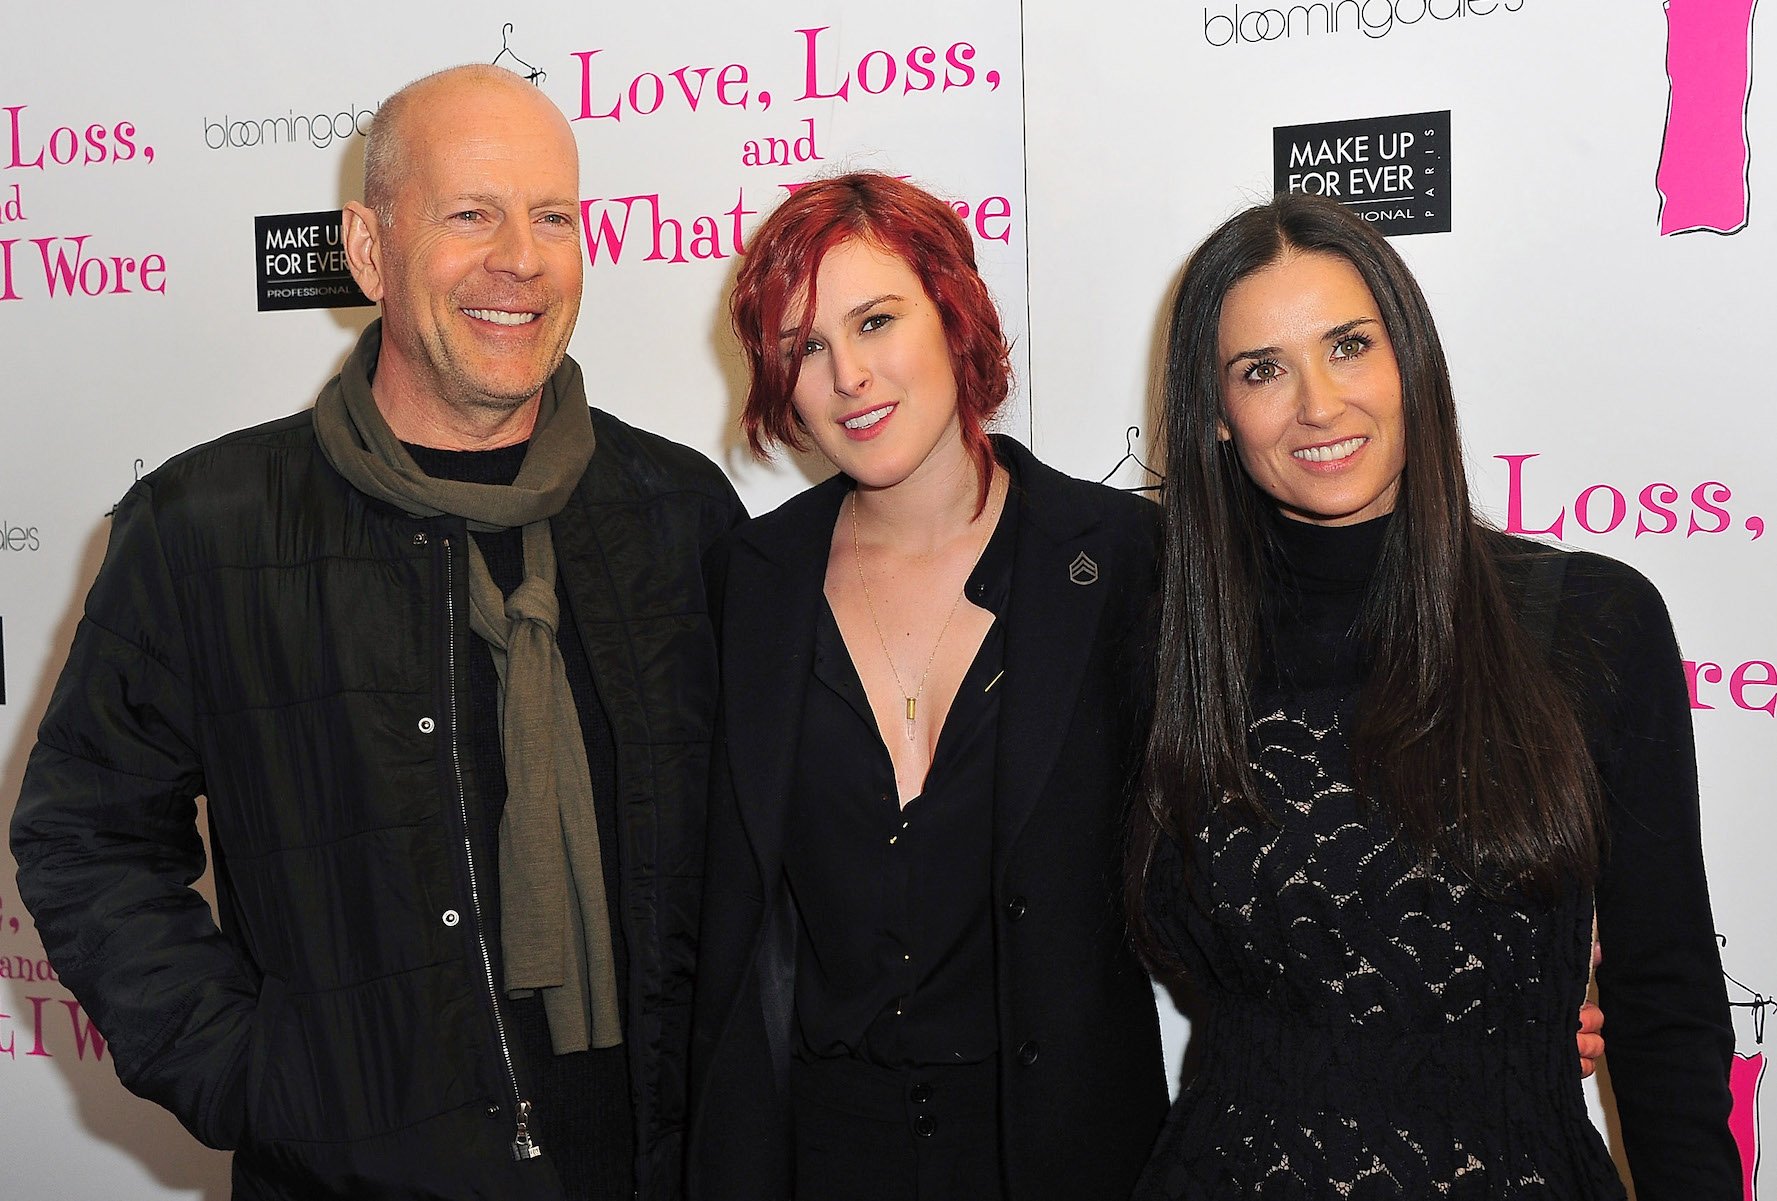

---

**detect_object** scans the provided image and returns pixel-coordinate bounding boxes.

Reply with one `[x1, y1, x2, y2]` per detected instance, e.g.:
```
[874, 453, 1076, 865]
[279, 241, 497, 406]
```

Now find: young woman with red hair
[686, 172, 1169, 1200]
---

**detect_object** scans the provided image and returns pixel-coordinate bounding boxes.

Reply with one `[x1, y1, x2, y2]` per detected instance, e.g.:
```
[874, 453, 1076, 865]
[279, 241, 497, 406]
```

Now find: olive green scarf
[314, 320, 620, 1054]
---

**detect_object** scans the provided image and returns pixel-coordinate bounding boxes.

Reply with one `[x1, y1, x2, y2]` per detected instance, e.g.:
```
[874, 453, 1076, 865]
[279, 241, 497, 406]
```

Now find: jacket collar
[725, 469, 849, 570]
[719, 436, 1117, 880]
[726, 436, 1108, 560]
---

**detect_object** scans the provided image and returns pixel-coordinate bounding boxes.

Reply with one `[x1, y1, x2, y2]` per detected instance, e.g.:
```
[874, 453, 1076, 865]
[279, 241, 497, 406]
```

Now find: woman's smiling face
[1216, 249, 1407, 526]
[784, 237, 965, 492]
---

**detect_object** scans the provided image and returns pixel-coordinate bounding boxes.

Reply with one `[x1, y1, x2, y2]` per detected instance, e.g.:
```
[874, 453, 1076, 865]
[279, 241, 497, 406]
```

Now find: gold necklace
[850, 479, 999, 741]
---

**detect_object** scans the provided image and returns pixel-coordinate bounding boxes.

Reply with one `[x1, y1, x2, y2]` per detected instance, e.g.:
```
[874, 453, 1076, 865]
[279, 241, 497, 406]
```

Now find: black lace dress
[1135, 515, 1739, 1200]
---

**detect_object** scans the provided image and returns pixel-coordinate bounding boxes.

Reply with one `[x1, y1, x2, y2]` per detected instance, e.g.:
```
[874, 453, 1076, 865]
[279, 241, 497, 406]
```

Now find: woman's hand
[1578, 939, 1605, 1078]
[1577, 1001, 1605, 1077]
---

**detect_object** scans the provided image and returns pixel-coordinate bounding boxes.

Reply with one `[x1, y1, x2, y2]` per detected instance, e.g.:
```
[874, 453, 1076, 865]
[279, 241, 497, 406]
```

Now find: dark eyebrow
[1223, 345, 1279, 372]
[778, 294, 903, 341]
[1323, 316, 1381, 342]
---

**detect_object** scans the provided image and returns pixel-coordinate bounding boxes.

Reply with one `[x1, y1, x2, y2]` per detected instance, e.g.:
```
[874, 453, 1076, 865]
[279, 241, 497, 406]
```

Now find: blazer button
[913, 1113, 936, 1138]
[909, 1083, 933, 1105]
[1016, 1040, 1039, 1066]
[1005, 896, 1028, 921]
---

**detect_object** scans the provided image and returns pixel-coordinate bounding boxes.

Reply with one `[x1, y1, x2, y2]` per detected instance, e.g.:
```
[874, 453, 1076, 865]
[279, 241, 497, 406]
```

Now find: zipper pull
[512, 1099, 543, 1161]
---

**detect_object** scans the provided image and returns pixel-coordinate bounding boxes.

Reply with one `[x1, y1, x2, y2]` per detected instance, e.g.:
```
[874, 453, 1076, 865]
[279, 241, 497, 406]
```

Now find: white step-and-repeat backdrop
[1, 3, 1769, 1197]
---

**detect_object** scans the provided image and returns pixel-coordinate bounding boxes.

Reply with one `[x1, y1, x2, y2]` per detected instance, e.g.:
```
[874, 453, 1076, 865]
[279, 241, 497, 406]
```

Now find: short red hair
[731, 172, 1012, 508]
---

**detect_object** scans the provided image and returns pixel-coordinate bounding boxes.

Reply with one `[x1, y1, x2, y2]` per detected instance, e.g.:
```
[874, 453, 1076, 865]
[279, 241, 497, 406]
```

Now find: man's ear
[342, 201, 386, 302]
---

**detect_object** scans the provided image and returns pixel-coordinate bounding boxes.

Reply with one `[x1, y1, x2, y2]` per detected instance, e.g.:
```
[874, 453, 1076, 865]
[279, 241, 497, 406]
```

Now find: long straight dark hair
[1128, 194, 1603, 966]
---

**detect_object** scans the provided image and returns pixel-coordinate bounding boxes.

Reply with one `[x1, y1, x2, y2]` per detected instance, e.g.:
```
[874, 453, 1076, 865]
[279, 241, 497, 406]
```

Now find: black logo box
[255, 210, 373, 312]
[1273, 110, 1451, 236]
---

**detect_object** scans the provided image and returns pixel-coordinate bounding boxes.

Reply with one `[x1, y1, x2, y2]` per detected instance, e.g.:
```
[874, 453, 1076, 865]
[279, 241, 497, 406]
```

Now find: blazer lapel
[993, 443, 1114, 879]
[719, 476, 848, 882]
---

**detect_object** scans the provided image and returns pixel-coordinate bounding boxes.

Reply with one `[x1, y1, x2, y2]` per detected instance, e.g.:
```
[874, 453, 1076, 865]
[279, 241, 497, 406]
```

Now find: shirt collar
[963, 448, 1021, 617]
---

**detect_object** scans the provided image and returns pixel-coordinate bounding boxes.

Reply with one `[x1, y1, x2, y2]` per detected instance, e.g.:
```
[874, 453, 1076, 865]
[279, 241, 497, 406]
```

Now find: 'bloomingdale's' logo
[204, 104, 377, 151]
[0, 521, 40, 552]
[1203, 0, 1523, 45]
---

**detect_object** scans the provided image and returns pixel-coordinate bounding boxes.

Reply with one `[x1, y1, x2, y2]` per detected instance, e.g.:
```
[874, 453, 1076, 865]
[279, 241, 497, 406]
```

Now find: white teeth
[463, 308, 537, 326]
[1294, 436, 1366, 463]
[844, 405, 894, 431]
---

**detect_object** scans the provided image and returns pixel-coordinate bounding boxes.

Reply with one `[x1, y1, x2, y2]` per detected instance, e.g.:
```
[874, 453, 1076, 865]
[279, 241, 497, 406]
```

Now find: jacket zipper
[443, 536, 541, 1162]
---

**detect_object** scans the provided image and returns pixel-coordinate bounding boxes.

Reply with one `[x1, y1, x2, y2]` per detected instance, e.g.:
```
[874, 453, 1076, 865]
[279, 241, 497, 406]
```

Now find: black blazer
[687, 437, 1168, 1200]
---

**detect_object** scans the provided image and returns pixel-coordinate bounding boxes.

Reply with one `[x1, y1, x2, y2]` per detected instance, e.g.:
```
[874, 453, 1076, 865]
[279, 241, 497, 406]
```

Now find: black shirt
[784, 477, 1020, 1068]
[404, 441, 634, 1201]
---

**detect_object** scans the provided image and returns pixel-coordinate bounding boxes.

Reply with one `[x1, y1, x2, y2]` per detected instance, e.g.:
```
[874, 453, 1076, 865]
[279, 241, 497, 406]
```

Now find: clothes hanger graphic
[493, 23, 547, 85]
[1099, 425, 1164, 494]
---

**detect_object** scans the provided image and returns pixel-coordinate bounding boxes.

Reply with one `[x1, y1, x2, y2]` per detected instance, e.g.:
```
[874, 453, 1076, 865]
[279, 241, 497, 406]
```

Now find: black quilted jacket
[12, 397, 742, 1199]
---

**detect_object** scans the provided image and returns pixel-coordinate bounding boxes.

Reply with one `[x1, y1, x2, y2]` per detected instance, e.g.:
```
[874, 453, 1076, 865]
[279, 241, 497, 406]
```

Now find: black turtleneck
[1254, 510, 1389, 702]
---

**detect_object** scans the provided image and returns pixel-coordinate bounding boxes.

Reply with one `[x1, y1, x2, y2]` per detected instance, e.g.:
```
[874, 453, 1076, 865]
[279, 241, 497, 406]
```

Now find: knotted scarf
[314, 320, 620, 1053]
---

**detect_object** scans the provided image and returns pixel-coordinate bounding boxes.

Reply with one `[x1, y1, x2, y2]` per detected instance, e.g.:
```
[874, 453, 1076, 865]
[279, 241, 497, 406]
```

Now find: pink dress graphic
[1733, 1051, 1765, 1200]
[1658, 0, 1760, 234]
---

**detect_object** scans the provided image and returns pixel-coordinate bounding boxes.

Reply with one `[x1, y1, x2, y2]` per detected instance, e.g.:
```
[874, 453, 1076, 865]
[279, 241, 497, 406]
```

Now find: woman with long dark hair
[687, 172, 1168, 1201]
[1129, 192, 1737, 1197]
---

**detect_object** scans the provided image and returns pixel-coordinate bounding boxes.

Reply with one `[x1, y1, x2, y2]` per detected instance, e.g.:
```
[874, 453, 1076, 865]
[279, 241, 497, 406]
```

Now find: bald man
[12, 65, 741, 1201]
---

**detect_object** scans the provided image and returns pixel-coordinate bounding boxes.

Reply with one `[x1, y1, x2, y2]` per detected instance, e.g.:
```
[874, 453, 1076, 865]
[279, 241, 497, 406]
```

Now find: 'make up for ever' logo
[1274, 111, 1451, 236]
[254, 211, 372, 313]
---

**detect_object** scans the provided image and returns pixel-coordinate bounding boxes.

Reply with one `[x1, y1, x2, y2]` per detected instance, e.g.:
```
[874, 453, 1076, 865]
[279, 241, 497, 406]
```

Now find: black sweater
[1138, 514, 1738, 1199]
[1272, 515, 1739, 1197]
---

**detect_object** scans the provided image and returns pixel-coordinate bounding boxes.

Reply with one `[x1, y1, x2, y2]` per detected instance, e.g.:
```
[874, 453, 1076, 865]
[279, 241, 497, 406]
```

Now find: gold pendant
[905, 696, 917, 740]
